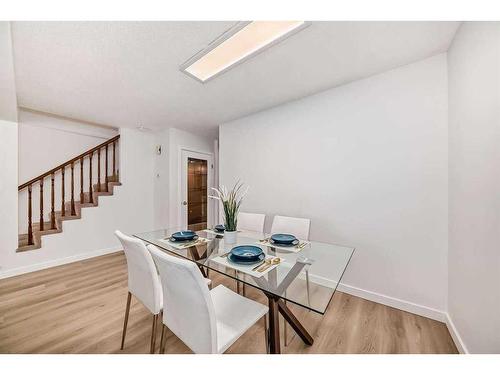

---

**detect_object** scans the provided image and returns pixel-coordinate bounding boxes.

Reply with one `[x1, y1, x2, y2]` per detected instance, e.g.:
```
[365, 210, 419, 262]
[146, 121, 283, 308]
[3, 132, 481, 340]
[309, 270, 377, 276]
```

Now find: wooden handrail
[18, 135, 120, 191]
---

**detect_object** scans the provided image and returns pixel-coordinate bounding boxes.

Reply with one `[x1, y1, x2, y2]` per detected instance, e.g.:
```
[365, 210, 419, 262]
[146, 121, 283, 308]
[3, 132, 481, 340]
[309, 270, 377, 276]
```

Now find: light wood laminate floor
[0, 252, 457, 354]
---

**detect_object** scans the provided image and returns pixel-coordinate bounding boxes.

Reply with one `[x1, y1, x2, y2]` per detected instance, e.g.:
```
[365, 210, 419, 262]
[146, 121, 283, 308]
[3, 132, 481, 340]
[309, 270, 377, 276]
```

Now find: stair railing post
[71, 162, 76, 216]
[28, 185, 34, 246]
[105, 144, 109, 192]
[113, 141, 116, 181]
[89, 152, 93, 204]
[61, 166, 65, 216]
[51, 173, 56, 229]
[80, 157, 84, 203]
[97, 147, 101, 192]
[39, 178, 44, 231]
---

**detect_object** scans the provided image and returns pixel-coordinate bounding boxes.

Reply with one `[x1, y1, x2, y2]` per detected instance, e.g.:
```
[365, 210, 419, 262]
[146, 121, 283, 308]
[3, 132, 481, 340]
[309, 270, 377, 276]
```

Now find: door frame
[178, 148, 215, 230]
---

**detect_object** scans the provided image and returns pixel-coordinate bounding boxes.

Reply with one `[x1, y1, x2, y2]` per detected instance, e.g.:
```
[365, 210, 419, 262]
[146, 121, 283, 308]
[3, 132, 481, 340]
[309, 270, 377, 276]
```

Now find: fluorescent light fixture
[180, 21, 309, 83]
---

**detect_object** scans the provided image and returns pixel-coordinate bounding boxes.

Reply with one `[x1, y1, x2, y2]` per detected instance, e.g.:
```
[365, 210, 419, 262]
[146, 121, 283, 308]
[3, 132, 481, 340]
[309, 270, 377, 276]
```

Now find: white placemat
[158, 237, 210, 250]
[256, 238, 310, 253]
[210, 254, 283, 278]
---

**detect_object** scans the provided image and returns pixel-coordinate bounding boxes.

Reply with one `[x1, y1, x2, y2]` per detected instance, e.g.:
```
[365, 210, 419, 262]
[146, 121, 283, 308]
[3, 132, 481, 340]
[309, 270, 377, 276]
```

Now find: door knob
[182, 200, 187, 206]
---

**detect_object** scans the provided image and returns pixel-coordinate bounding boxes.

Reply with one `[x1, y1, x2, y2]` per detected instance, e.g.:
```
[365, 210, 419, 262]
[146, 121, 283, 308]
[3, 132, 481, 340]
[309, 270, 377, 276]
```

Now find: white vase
[225, 230, 237, 244]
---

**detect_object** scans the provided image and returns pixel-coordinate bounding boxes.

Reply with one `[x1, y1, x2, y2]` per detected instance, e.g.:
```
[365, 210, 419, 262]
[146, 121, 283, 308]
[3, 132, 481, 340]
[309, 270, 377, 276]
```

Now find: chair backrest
[114, 230, 162, 315]
[237, 212, 266, 233]
[148, 244, 217, 354]
[271, 215, 311, 240]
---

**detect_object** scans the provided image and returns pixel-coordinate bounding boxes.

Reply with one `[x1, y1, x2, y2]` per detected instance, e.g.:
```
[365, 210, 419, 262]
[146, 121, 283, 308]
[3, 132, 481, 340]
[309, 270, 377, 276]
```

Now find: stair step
[17, 243, 41, 252]
[17, 178, 121, 253]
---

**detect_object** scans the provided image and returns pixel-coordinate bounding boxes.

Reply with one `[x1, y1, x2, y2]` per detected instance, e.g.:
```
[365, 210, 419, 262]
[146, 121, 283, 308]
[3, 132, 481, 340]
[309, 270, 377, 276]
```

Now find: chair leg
[283, 292, 288, 347]
[264, 315, 269, 354]
[150, 313, 159, 354]
[120, 292, 132, 350]
[160, 321, 167, 354]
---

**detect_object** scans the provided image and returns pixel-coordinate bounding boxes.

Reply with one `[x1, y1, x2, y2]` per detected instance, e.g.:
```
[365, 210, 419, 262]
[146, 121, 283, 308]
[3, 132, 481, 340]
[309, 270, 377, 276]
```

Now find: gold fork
[252, 258, 270, 271]
[257, 257, 281, 272]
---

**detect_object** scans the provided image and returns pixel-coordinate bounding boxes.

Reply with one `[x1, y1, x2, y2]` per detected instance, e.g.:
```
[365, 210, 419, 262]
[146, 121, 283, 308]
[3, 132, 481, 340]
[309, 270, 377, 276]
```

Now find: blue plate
[230, 245, 263, 261]
[228, 253, 265, 265]
[214, 224, 225, 232]
[271, 233, 297, 244]
[171, 230, 197, 241]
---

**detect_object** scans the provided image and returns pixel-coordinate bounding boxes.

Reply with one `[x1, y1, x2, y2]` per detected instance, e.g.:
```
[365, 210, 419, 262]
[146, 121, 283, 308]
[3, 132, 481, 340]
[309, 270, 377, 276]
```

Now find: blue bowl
[214, 224, 225, 232]
[228, 252, 265, 265]
[230, 245, 263, 261]
[171, 230, 197, 241]
[271, 233, 297, 244]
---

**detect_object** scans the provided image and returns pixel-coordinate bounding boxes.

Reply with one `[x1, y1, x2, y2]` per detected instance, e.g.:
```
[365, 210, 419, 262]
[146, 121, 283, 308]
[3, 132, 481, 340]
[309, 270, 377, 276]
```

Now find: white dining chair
[237, 212, 266, 233]
[234, 212, 266, 295]
[270, 215, 311, 346]
[147, 244, 269, 354]
[270, 215, 310, 240]
[115, 230, 212, 353]
[115, 230, 163, 354]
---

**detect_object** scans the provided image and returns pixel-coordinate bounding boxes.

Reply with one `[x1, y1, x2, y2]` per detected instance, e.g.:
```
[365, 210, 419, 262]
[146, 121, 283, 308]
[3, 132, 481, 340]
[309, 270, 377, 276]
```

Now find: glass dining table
[134, 228, 355, 354]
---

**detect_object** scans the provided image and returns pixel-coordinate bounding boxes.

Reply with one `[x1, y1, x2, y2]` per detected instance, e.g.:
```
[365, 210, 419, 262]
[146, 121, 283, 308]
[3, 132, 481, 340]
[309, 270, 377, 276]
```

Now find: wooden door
[187, 158, 208, 231]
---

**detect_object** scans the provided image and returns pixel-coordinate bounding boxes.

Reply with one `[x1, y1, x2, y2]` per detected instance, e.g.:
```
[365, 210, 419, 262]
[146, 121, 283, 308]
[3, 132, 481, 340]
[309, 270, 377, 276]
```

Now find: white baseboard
[300, 273, 447, 322]
[445, 313, 468, 354]
[0, 246, 123, 280]
[337, 282, 447, 322]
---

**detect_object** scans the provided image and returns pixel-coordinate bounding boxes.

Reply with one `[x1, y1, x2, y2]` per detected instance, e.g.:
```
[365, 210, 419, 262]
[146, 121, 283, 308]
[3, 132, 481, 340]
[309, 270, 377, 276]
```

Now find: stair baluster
[97, 147, 101, 192]
[80, 157, 84, 203]
[71, 162, 76, 216]
[51, 173, 56, 229]
[105, 144, 109, 192]
[89, 152, 93, 204]
[28, 185, 34, 246]
[61, 167, 65, 216]
[39, 178, 44, 231]
[113, 141, 116, 180]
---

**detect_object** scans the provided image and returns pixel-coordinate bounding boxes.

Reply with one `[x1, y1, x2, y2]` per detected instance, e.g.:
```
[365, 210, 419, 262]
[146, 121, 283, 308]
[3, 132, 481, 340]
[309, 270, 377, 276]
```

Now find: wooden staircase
[17, 135, 120, 252]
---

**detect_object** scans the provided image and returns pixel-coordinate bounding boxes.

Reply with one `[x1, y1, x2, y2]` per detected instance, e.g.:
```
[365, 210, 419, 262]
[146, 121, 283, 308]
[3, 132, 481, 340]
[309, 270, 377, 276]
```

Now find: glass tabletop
[134, 227, 355, 315]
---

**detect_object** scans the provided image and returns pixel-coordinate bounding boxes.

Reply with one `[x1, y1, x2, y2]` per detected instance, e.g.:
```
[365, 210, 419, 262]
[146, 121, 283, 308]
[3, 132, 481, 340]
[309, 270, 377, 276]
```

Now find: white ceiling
[11, 21, 460, 136]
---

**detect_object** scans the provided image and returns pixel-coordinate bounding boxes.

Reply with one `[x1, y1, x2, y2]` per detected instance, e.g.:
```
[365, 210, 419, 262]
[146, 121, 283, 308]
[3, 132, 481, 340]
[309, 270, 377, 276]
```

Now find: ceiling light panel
[181, 21, 309, 83]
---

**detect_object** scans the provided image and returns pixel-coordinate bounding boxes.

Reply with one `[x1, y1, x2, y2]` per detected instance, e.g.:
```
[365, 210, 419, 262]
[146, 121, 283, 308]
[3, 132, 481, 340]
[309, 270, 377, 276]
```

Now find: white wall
[447, 22, 500, 354]
[0, 121, 18, 267]
[153, 129, 170, 230]
[18, 109, 117, 182]
[153, 128, 215, 229]
[0, 22, 17, 122]
[220, 54, 449, 317]
[1, 127, 156, 277]
[168, 128, 215, 228]
[0, 22, 19, 273]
